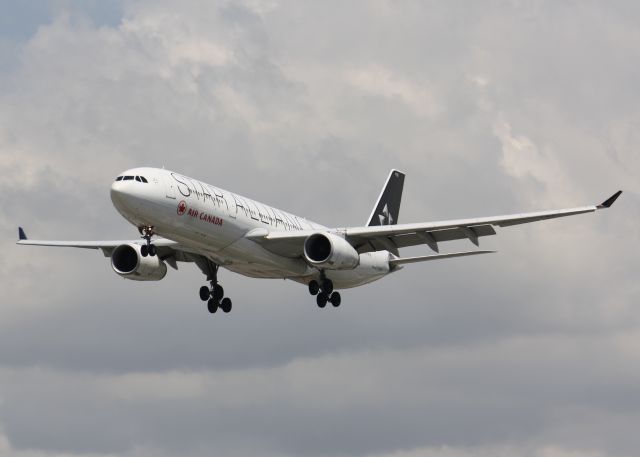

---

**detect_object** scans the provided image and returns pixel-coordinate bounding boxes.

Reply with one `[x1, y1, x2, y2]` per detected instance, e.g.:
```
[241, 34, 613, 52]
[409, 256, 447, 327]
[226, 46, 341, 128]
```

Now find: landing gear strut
[197, 259, 232, 315]
[139, 225, 157, 257]
[309, 273, 341, 309]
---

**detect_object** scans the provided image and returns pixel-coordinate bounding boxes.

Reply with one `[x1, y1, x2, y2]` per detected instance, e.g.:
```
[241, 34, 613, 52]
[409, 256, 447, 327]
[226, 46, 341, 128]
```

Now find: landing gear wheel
[199, 286, 210, 301]
[139, 226, 156, 257]
[308, 280, 320, 296]
[317, 292, 328, 308]
[207, 298, 219, 314]
[211, 285, 224, 301]
[220, 297, 232, 313]
[322, 279, 334, 295]
[198, 259, 233, 315]
[330, 292, 341, 307]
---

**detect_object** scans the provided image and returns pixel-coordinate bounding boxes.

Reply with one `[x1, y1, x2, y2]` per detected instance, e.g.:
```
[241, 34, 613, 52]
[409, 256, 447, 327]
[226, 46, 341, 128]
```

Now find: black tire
[221, 297, 232, 313]
[207, 298, 218, 314]
[330, 292, 341, 307]
[148, 244, 157, 256]
[316, 292, 328, 308]
[322, 279, 334, 295]
[141, 245, 148, 257]
[211, 285, 224, 300]
[199, 286, 210, 301]
[308, 280, 320, 296]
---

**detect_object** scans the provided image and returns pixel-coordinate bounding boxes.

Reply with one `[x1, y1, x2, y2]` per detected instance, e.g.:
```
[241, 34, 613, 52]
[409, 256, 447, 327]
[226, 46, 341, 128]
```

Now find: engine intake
[303, 232, 359, 270]
[111, 244, 167, 281]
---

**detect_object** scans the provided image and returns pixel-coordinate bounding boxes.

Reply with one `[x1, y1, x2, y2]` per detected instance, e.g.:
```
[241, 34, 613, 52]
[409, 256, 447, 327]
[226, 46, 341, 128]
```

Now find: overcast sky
[0, 1, 639, 456]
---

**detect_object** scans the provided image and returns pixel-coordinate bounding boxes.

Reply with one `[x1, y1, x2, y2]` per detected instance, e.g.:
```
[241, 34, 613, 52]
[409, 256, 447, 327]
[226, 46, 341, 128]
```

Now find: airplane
[17, 167, 622, 315]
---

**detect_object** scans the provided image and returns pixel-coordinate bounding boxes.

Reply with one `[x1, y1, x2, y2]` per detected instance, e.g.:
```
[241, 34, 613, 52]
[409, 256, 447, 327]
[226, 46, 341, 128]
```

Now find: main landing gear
[198, 261, 232, 315]
[139, 226, 157, 257]
[308, 274, 341, 309]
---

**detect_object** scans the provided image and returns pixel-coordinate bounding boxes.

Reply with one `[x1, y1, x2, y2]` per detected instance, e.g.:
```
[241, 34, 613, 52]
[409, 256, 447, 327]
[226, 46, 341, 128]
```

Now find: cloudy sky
[0, 1, 639, 456]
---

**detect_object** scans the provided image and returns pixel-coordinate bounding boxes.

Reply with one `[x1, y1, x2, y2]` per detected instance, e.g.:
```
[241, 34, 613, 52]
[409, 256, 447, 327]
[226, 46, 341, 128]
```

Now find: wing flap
[354, 224, 497, 252]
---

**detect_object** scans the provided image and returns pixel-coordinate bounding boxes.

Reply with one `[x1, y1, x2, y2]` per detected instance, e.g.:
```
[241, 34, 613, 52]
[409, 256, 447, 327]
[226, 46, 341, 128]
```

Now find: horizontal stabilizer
[389, 250, 496, 266]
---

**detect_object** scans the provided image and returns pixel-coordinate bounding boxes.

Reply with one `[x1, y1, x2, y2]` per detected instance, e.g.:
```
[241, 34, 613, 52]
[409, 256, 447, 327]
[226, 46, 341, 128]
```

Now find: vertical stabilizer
[366, 170, 405, 226]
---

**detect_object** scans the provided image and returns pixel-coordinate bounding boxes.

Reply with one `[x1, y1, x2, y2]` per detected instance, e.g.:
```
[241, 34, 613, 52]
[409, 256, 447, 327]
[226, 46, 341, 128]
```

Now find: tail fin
[366, 169, 405, 226]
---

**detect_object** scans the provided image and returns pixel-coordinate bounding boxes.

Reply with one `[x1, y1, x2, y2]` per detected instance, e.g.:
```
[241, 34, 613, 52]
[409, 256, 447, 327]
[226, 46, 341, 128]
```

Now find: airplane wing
[15, 227, 189, 269]
[17, 227, 180, 252]
[248, 191, 622, 257]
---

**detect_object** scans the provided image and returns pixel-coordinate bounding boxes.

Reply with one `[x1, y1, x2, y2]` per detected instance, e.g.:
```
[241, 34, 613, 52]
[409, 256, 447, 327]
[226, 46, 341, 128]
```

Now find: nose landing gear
[308, 274, 341, 309]
[139, 226, 157, 257]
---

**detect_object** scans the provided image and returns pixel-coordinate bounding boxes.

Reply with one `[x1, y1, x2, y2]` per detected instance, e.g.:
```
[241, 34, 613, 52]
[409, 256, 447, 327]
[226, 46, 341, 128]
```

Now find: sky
[0, 1, 639, 456]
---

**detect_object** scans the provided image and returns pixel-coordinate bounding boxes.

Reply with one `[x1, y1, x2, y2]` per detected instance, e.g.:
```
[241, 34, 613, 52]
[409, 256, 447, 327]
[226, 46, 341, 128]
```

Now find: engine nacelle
[111, 243, 167, 281]
[303, 232, 360, 270]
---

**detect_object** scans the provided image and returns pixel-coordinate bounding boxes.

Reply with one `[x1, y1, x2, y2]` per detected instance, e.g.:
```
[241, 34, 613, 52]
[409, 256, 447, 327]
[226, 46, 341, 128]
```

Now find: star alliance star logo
[378, 203, 393, 225]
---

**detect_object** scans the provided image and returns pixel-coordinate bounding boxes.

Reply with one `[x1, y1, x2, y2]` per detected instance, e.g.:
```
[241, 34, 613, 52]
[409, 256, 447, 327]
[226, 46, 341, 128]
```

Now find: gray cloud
[0, 1, 638, 456]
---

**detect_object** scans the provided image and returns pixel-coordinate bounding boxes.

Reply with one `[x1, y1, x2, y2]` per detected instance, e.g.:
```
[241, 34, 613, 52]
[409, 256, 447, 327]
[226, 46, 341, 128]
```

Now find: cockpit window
[117, 175, 148, 183]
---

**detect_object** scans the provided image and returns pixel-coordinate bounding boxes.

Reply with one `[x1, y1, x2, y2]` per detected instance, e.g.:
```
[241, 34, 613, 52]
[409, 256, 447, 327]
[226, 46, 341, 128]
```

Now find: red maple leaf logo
[177, 200, 187, 215]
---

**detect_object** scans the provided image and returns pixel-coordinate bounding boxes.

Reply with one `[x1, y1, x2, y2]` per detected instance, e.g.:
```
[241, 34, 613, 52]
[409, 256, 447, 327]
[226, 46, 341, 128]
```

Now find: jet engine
[111, 243, 167, 281]
[303, 232, 359, 270]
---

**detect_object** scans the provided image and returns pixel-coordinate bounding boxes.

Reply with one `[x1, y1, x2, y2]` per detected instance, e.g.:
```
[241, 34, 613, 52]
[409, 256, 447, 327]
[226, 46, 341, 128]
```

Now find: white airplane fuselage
[110, 167, 391, 289]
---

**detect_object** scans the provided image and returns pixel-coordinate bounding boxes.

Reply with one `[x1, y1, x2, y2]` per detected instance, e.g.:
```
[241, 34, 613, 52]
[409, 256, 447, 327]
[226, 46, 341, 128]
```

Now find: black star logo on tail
[378, 204, 394, 225]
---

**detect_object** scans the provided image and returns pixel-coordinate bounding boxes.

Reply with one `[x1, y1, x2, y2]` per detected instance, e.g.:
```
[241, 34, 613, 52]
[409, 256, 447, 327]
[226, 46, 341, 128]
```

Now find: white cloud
[346, 65, 442, 118]
[493, 117, 576, 207]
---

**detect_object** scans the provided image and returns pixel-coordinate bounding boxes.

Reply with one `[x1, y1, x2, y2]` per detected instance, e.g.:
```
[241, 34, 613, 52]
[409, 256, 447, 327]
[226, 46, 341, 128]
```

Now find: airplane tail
[366, 169, 405, 226]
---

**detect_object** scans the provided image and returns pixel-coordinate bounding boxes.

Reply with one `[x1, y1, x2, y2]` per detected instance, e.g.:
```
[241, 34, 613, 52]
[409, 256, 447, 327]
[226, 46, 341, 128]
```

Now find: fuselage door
[164, 173, 176, 199]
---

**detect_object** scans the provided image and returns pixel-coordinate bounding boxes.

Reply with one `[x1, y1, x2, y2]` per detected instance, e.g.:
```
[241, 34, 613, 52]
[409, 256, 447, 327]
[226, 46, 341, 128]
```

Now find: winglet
[597, 191, 623, 209]
[18, 227, 27, 241]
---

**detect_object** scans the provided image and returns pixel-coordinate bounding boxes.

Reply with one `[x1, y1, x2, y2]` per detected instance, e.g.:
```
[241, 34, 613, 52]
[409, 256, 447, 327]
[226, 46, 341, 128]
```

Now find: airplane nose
[110, 170, 156, 221]
[110, 180, 133, 211]
[110, 180, 126, 200]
